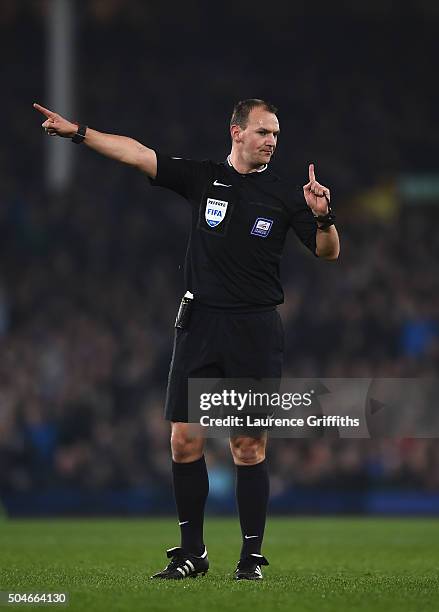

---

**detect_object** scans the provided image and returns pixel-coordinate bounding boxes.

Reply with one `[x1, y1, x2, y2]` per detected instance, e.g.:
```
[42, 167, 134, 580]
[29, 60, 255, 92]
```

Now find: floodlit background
[1, 0, 438, 515]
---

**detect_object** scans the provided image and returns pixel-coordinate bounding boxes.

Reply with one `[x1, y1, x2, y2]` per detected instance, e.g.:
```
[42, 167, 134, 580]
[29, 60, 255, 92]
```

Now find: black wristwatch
[313, 205, 336, 230]
[72, 124, 87, 144]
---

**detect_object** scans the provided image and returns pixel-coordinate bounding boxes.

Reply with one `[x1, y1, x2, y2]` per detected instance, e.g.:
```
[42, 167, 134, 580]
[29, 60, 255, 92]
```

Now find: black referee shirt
[150, 153, 318, 308]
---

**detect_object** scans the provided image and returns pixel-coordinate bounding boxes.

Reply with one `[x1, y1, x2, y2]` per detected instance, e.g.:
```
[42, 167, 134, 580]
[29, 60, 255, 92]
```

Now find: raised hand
[33, 103, 78, 138]
[303, 163, 331, 215]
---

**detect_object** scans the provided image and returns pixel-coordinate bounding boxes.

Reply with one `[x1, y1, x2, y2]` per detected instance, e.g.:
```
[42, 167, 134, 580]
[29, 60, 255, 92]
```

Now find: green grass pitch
[1, 517, 439, 611]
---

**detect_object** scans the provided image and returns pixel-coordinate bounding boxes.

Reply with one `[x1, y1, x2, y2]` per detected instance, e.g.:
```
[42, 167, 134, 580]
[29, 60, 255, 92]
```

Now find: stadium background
[1, 0, 438, 517]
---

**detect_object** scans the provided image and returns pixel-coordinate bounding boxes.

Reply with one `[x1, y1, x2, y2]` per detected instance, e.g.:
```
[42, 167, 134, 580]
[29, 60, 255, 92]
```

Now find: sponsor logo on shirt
[251, 217, 273, 238]
[205, 198, 229, 228]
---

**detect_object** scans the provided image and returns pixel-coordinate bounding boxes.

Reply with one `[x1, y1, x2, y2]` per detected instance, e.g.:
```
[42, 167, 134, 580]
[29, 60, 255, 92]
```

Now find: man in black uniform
[34, 99, 339, 580]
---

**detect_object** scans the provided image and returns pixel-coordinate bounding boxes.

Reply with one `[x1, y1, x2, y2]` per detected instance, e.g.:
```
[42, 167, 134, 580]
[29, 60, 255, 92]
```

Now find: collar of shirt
[226, 154, 268, 173]
[224, 156, 279, 184]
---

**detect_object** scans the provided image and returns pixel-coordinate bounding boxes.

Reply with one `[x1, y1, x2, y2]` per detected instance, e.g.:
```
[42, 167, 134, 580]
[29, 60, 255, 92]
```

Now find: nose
[266, 134, 276, 147]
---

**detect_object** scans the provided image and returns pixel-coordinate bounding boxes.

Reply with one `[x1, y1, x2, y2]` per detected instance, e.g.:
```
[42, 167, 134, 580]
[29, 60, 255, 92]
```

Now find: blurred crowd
[1, 1, 439, 502]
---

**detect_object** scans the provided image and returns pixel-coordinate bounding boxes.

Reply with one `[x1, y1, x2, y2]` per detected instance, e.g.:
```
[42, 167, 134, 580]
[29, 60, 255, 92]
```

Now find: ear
[230, 124, 242, 143]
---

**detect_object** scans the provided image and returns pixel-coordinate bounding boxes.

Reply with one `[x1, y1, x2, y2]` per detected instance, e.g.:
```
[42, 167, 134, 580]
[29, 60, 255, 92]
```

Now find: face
[232, 107, 280, 167]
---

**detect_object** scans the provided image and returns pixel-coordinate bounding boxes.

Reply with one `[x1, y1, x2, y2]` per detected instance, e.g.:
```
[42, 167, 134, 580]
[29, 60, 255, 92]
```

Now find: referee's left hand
[303, 164, 330, 215]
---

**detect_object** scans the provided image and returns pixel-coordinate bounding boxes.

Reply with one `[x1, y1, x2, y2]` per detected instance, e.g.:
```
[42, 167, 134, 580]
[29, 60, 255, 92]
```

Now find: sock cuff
[235, 459, 267, 473]
[172, 455, 206, 470]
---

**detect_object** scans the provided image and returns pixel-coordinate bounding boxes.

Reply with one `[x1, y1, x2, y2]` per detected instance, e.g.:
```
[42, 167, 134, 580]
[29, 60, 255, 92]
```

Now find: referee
[34, 99, 339, 580]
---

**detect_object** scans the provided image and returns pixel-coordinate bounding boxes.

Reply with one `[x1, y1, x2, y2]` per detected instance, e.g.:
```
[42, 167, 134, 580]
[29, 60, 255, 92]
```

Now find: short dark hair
[230, 99, 278, 129]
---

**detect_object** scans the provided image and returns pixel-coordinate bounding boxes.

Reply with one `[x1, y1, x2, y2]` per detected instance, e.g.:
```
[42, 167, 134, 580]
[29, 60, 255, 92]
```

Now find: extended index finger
[33, 103, 55, 118]
[308, 163, 316, 182]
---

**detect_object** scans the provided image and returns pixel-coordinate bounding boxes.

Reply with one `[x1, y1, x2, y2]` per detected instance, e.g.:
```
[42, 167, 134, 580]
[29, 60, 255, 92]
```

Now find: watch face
[72, 126, 87, 143]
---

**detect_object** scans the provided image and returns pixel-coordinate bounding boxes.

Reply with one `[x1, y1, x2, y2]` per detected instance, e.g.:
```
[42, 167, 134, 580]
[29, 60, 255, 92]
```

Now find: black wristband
[314, 205, 336, 230]
[72, 124, 87, 144]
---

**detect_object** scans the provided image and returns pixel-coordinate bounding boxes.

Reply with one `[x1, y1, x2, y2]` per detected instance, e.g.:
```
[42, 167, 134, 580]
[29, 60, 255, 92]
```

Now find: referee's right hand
[33, 103, 77, 138]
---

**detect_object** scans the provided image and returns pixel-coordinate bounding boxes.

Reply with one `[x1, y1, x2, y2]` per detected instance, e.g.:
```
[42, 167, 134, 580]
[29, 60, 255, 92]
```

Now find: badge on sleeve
[251, 217, 273, 238]
[205, 198, 229, 227]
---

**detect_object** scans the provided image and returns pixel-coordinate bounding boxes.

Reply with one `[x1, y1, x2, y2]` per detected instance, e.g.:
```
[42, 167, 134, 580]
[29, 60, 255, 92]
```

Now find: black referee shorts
[164, 305, 284, 423]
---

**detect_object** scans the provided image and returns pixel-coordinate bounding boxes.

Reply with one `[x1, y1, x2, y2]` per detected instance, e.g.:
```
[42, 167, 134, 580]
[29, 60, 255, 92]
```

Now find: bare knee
[230, 434, 267, 465]
[171, 423, 205, 463]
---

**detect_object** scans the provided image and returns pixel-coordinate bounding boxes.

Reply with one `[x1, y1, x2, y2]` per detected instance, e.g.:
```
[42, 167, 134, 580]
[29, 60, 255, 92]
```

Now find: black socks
[235, 460, 269, 558]
[172, 456, 209, 556]
[172, 456, 269, 559]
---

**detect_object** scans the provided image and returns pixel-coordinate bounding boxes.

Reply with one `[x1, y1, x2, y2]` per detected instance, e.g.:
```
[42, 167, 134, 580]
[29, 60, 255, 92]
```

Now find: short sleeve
[149, 153, 212, 202]
[289, 187, 318, 255]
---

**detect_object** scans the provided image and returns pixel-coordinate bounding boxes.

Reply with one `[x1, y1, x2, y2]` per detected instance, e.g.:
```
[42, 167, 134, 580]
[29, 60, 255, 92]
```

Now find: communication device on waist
[175, 291, 194, 329]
